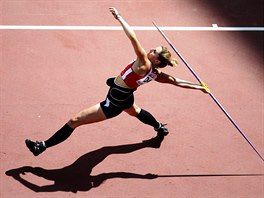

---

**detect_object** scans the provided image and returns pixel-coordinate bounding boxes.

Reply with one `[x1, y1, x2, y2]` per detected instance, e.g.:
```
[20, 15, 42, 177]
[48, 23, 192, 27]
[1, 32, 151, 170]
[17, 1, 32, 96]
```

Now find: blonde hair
[158, 46, 178, 68]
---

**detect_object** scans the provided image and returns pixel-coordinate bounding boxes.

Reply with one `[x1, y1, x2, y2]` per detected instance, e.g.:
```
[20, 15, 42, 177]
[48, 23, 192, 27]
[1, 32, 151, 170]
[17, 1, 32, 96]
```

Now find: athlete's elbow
[169, 77, 179, 86]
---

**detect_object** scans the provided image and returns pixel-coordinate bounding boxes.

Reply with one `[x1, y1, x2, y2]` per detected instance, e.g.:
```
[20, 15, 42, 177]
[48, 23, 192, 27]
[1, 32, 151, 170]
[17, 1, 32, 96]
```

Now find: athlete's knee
[67, 116, 82, 129]
[125, 105, 141, 117]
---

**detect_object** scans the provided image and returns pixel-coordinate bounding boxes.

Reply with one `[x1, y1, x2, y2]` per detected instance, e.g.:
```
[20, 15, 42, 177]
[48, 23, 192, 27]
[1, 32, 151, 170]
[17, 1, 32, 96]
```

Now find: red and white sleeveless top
[120, 60, 158, 89]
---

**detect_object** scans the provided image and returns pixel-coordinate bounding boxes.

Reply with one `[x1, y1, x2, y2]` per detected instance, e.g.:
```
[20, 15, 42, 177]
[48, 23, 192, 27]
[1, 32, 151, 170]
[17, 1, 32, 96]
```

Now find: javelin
[153, 22, 264, 161]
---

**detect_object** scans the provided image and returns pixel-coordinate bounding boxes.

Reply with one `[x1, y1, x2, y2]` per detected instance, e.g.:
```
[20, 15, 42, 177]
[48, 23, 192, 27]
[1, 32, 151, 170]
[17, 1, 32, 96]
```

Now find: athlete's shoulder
[135, 59, 153, 72]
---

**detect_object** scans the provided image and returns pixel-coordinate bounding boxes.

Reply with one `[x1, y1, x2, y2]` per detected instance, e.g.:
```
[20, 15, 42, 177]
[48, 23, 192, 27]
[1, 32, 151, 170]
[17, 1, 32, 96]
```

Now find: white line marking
[0, 25, 263, 31]
[212, 24, 218, 28]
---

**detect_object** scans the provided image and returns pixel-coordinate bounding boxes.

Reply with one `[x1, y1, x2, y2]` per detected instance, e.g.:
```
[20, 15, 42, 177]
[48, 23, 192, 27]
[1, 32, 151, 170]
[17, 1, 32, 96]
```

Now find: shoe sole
[25, 139, 38, 156]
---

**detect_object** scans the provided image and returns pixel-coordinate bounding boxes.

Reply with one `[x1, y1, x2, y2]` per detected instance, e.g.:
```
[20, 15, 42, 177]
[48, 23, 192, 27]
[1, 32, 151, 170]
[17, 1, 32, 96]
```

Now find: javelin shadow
[5, 135, 164, 193]
[157, 174, 264, 178]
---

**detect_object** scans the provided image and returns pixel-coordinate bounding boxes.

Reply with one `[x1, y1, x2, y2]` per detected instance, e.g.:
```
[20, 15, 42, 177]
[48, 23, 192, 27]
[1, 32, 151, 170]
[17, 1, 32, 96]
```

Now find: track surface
[1, 1, 263, 197]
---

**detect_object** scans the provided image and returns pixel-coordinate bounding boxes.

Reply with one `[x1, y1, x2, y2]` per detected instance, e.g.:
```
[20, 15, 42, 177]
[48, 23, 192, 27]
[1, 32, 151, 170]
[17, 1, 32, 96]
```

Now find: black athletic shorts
[100, 77, 136, 118]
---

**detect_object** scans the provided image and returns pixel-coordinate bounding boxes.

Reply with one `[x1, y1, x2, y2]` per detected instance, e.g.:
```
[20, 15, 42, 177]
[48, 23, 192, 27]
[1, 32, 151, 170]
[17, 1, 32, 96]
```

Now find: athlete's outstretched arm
[109, 7, 147, 63]
[156, 71, 209, 93]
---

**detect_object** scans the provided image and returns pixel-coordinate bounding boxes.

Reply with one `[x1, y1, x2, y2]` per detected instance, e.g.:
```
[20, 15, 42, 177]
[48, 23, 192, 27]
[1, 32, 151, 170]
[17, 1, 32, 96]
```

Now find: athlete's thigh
[73, 103, 107, 126]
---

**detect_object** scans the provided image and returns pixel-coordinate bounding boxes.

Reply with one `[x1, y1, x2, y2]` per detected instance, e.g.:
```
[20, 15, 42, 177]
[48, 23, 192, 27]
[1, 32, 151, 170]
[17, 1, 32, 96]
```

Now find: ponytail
[158, 46, 178, 68]
[168, 58, 178, 67]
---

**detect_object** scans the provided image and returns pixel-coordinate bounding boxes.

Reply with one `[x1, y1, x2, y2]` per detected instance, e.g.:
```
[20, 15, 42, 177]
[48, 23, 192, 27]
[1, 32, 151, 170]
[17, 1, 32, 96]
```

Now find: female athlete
[25, 7, 209, 156]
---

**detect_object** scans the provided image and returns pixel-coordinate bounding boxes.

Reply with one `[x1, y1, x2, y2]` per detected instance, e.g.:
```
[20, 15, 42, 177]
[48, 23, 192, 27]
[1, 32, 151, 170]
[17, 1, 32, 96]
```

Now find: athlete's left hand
[109, 7, 120, 19]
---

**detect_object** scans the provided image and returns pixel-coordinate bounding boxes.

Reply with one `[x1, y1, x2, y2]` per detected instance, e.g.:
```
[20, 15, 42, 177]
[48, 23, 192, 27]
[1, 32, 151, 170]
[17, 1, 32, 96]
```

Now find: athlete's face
[148, 46, 162, 65]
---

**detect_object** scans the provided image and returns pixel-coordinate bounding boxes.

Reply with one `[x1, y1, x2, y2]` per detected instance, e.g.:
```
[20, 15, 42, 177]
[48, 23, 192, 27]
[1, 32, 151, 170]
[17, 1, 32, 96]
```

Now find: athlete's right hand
[200, 82, 210, 94]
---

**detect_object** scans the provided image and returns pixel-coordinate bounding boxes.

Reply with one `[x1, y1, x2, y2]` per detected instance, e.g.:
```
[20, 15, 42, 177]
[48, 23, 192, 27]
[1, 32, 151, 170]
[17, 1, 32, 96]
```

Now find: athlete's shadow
[6, 135, 164, 193]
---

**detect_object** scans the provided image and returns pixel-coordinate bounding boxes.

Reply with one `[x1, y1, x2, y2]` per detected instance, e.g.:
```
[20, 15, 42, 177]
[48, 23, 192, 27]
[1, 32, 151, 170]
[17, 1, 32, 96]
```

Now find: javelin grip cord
[153, 22, 263, 161]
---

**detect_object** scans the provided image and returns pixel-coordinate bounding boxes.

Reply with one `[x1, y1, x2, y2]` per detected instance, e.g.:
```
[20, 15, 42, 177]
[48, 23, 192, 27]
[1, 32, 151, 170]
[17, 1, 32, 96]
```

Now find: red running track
[1, 1, 263, 197]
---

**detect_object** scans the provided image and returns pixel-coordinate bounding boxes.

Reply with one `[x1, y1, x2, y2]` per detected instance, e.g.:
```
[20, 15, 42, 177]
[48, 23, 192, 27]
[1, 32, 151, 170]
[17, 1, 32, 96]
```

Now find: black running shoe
[154, 123, 169, 136]
[25, 139, 46, 156]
